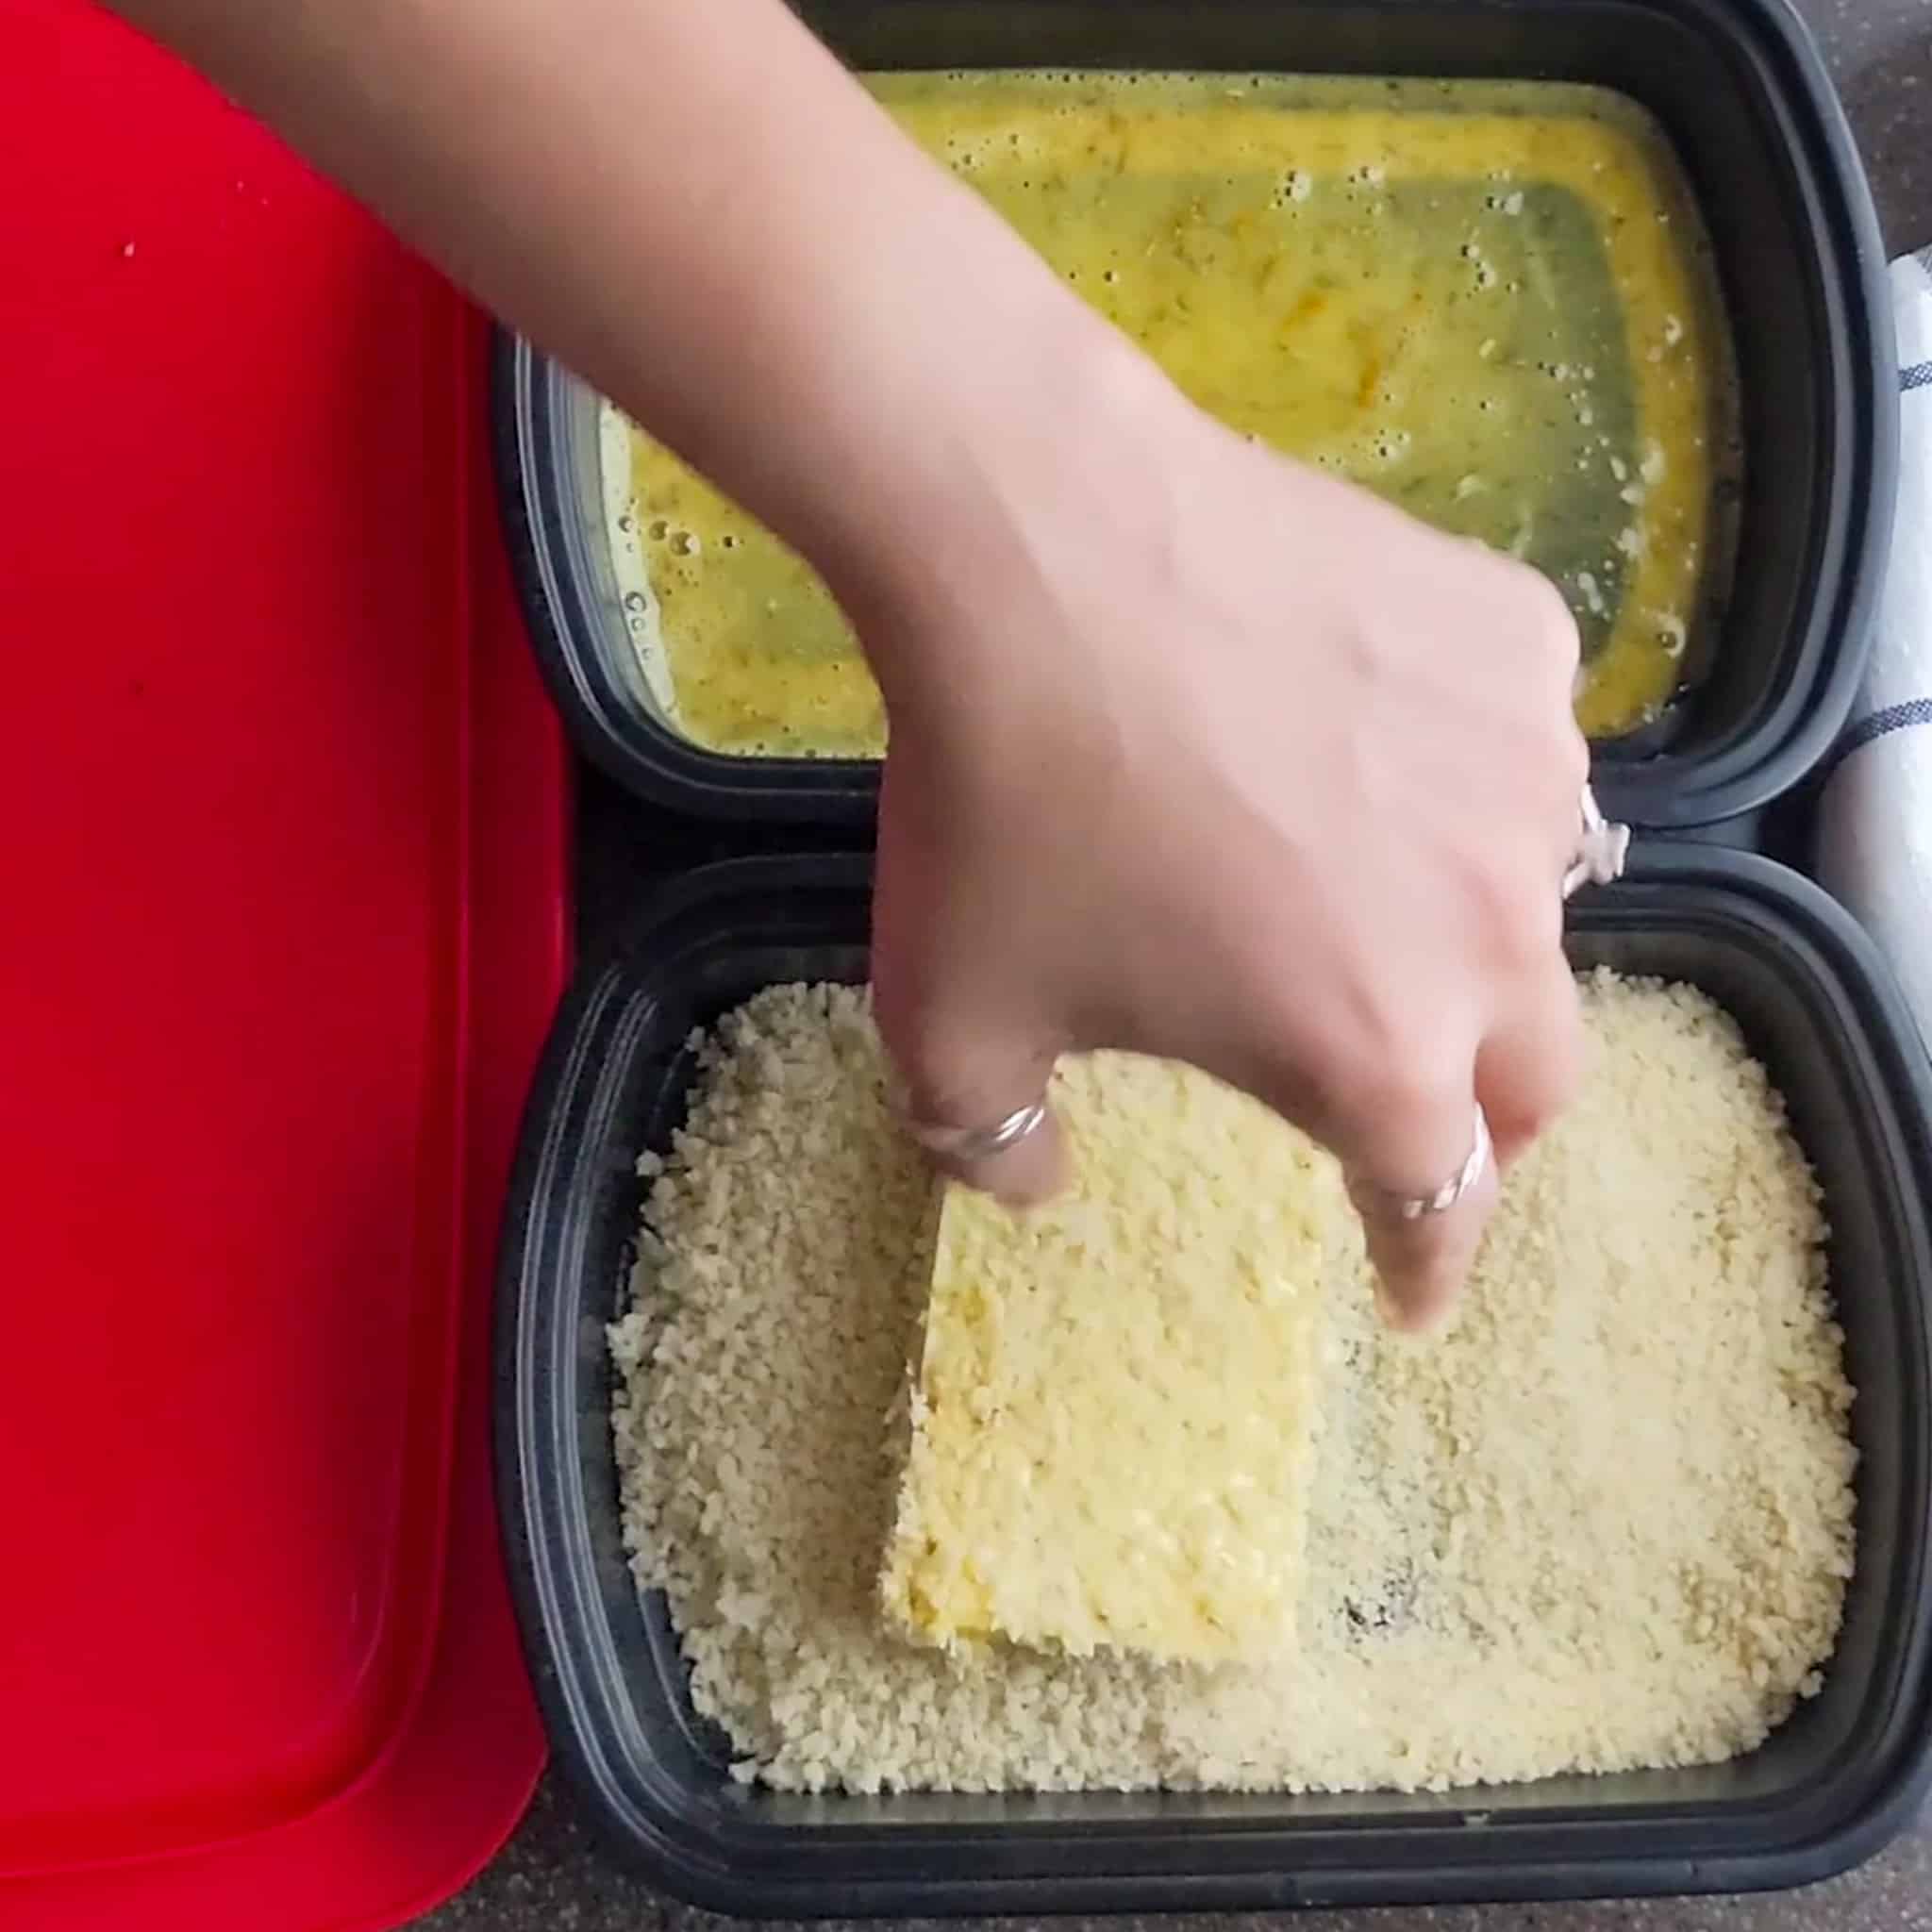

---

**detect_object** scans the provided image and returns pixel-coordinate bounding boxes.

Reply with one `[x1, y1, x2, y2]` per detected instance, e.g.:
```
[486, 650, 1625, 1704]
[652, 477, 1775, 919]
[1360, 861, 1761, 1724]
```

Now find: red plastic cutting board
[0, 3, 563, 1924]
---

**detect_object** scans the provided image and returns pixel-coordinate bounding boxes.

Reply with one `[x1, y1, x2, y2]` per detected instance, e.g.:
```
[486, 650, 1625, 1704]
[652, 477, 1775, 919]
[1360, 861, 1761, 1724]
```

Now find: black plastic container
[497, 848, 1932, 1917]
[494, 0, 1896, 830]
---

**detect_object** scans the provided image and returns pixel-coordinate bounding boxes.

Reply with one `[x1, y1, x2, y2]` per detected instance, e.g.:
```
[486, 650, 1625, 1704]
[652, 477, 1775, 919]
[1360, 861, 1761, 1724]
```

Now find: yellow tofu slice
[879, 1051, 1341, 1663]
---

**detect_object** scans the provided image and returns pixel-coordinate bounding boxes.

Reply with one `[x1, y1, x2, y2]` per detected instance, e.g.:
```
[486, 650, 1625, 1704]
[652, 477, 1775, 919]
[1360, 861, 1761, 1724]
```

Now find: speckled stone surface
[425, 2, 1932, 1924]
[1809, 0, 1931, 248]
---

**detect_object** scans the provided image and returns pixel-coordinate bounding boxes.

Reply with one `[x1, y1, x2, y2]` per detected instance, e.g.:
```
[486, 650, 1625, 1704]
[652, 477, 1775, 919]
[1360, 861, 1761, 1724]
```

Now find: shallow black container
[498, 849, 1932, 1917]
[495, 0, 1896, 830]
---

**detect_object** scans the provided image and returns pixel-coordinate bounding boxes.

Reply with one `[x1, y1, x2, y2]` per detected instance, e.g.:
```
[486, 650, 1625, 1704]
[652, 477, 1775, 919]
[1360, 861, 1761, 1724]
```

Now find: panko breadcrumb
[608, 973, 1855, 1795]
[880, 1052, 1340, 1663]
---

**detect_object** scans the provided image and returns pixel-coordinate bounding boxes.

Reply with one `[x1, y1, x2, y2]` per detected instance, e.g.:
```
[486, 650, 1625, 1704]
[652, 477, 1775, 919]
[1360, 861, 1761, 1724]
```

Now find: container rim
[491, 337, 879, 821]
[491, 0, 1898, 831]
[1588, 0, 1896, 824]
[495, 846, 1932, 1916]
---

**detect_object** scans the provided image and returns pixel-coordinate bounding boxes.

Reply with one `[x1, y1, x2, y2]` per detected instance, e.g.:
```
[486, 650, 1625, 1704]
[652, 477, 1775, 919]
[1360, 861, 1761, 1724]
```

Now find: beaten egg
[604, 72, 1740, 757]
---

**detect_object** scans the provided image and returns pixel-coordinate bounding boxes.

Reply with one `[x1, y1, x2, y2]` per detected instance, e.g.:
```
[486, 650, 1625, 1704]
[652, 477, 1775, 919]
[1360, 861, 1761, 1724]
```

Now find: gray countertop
[427, 2, 1932, 1924]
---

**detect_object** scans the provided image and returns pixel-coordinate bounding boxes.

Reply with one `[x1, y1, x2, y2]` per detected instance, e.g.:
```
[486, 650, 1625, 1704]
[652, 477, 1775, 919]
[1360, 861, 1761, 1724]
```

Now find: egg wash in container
[601, 72, 1740, 757]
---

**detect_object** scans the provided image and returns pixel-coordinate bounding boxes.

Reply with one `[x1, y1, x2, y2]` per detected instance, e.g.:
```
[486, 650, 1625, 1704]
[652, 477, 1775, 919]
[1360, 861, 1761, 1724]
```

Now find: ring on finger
[1347, 1103, 1491, 1224]
[893, 1091, 1050, 1164]
[1562, 782, 1631, 900]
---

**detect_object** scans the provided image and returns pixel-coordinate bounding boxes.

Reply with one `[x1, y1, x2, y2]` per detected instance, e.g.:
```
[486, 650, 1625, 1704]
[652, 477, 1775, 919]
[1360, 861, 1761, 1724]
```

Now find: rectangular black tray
[494, 0, 1895, 829]
[496, 847, 1932, 1916]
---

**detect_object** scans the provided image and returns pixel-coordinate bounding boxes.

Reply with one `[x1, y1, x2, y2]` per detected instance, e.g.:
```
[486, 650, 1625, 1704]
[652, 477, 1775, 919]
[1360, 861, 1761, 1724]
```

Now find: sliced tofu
[880, 1051, 1342, 1663]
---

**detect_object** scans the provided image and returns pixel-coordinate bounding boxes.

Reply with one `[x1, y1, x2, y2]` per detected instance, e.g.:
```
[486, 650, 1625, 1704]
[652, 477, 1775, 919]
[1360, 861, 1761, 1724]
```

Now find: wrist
[813, 297, 1184, 709]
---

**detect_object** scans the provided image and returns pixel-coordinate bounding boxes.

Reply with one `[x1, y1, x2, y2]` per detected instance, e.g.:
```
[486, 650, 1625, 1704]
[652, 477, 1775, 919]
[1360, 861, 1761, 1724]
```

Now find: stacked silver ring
[1349, 1103, 1493, 1224]
[1564, 783, 1631, 900]
[897, 1095, 1050, 1165]
[1398, 1104, 1491, 1222]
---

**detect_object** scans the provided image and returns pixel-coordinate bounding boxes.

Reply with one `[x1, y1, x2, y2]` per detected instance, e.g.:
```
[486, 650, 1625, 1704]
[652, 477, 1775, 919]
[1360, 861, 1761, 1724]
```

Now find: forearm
[107, 0, 1147, 672]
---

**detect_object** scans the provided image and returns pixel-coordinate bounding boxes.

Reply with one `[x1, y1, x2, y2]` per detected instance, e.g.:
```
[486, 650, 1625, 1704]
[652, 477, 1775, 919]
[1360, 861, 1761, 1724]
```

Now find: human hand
[114, 0, 1585, 1333]
[859, 342, 1590, 1331]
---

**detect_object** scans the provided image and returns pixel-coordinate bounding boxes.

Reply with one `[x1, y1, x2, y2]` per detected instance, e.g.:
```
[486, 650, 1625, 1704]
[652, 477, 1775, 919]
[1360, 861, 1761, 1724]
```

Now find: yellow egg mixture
[605, 73, 1739, 757]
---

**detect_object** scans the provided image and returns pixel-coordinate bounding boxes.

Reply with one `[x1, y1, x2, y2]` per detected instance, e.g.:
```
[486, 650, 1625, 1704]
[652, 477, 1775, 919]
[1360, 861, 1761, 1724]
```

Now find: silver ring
[1349, 1104, 1491, 1224]
[1563, 782, 1631, 900]
[897, 1094, 1049, 1164]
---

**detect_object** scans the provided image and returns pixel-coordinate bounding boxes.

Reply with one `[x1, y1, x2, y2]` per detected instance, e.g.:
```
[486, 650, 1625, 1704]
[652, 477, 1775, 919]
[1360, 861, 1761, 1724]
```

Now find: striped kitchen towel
[1816, 248, 1932, 1046]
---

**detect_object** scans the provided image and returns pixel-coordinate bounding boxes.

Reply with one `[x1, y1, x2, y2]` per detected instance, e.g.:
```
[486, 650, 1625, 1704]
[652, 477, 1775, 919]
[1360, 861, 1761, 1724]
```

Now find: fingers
[1327, 1060, 1497, 1334]
[872, 763, 1071, 1205]
[1477, 955, 1586, 1170]
[1354, 1160, 1500, 1336]
[885, 1035, 1069, 1203]
[871, 949, 1068, 1205]
[1320, 945, 1578, 1331]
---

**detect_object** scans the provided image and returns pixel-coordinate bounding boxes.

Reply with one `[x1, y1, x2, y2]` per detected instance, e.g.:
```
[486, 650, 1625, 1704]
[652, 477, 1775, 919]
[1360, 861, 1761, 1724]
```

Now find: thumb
[871, 756, 1070, 1204]
[874, 995, 1069, 1204]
